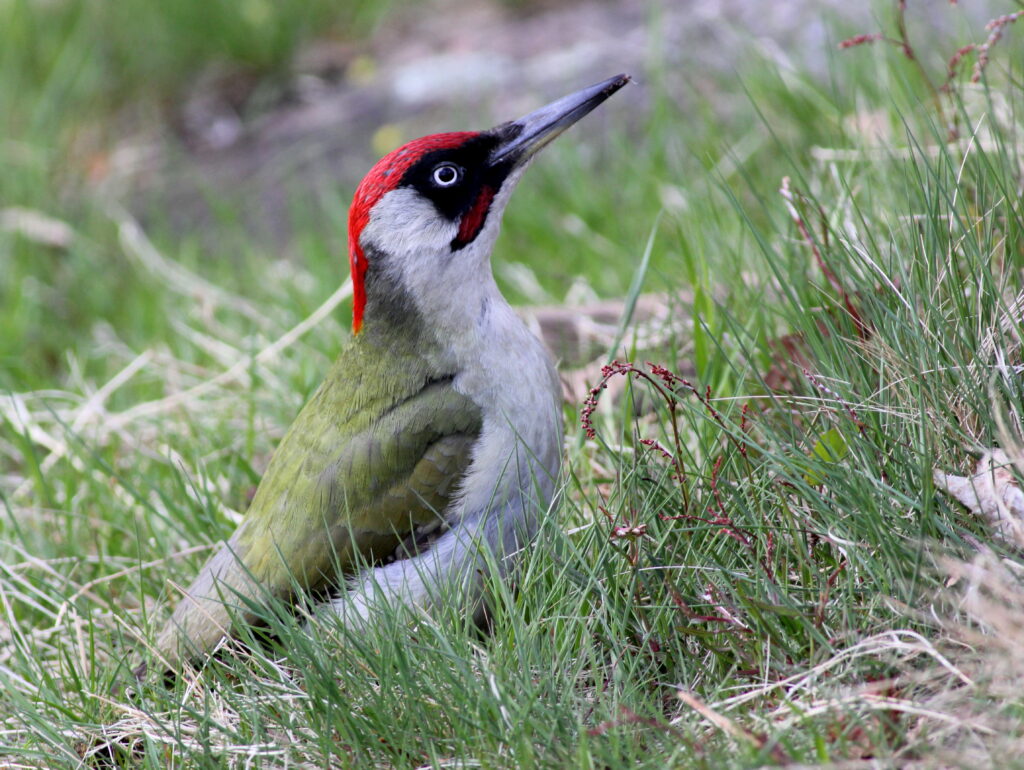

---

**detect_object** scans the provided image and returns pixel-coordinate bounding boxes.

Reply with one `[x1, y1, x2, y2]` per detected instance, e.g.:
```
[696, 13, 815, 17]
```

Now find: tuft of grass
[3, 1, 1024, 766]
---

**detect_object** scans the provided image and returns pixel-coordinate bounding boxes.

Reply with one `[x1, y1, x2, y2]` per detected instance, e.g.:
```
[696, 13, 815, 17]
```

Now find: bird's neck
[359, 245, 521, 372]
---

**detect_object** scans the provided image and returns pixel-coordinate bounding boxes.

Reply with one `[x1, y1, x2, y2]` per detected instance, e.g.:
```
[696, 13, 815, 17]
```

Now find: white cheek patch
[361, 188, 459, 261]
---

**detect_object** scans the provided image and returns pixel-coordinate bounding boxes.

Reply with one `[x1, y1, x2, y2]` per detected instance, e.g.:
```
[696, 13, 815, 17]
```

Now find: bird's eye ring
[431, 163, 461, 187]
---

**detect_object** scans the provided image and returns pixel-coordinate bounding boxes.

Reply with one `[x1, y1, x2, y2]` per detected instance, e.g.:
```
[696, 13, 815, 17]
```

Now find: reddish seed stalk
[583, 360, 778, 605]
[802, 368, 867, 435]
[840, 3, 1021, 135]
[581, 361, 691, 493]
[780, 177, 869, 340]
[973, 12, 1022, 82]
[838, 33, 885, 49]
[943, 44, 976, 90]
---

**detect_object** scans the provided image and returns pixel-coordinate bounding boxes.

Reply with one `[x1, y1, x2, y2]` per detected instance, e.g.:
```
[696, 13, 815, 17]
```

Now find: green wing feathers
[152, 344, 482, 669]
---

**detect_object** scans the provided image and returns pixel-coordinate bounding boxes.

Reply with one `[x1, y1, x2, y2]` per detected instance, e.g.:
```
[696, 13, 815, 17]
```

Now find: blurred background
[1, 0, 997, 393]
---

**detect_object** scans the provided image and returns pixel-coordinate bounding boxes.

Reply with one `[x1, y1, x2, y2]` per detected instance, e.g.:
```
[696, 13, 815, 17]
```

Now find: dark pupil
[436, 166, 456, 184]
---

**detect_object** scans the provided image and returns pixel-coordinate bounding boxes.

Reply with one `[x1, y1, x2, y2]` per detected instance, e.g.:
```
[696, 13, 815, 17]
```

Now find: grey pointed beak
[490, 74, 631, 167]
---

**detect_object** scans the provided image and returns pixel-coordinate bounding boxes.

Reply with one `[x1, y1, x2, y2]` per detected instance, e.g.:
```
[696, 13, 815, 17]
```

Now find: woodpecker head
[347, 74, 630, 334]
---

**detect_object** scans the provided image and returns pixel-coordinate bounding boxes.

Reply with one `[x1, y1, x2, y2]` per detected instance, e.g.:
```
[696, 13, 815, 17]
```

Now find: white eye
[431, 163, 461, 187]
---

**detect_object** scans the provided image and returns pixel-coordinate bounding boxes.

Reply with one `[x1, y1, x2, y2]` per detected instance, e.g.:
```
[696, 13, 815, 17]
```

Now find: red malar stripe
[455, 185, 495, 248]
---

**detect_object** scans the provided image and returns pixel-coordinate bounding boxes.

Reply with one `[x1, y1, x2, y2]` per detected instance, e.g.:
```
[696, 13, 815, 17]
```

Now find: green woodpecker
[146, 74, 630, 672]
